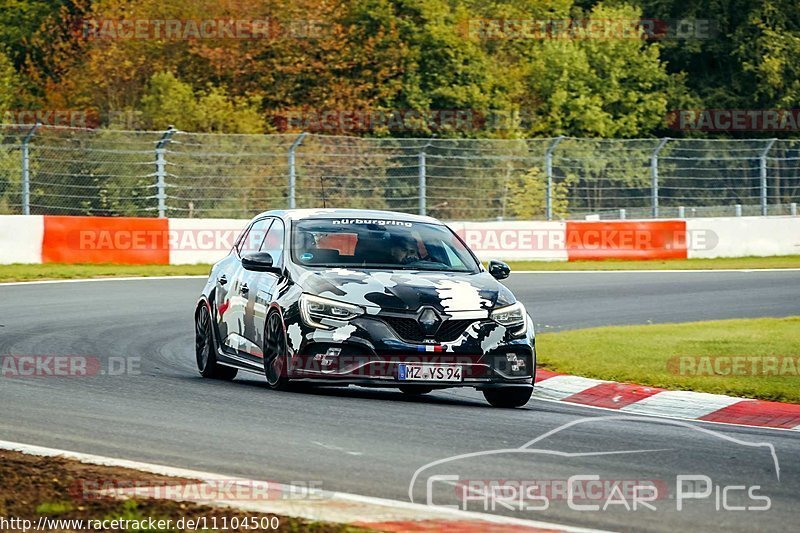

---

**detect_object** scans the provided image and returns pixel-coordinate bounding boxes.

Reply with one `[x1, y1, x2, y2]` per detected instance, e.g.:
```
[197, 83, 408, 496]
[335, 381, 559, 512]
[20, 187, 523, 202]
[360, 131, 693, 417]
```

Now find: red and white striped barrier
[0, 215, 45, 263]
[534, 370, 800, 431]
[0, 215, 798, 265]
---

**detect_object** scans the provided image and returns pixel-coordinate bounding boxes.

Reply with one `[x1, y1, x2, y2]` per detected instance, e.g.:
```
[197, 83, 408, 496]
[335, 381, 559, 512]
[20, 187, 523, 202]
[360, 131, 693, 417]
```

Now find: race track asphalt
[1, 271, 798, 532]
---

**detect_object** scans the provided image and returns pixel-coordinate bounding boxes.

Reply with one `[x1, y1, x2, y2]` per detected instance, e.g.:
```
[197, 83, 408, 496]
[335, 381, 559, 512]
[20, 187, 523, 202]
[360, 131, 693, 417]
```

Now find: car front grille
[382, 317, 424, 341]
[436, 319, 476, 342]
[381, 316, 476, 343]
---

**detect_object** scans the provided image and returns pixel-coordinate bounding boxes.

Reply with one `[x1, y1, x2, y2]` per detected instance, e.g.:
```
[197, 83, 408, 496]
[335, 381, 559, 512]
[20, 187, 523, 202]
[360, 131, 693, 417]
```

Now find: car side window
[234, 224, 251, 254]
[236, 218, 273, 256]
[260, 218, 286, 264]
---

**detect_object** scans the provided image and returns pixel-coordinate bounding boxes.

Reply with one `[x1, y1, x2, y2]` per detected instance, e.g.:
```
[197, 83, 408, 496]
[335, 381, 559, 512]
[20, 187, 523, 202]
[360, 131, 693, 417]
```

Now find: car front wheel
[483, 387, 532, 408]
[264, 311, 292, 391]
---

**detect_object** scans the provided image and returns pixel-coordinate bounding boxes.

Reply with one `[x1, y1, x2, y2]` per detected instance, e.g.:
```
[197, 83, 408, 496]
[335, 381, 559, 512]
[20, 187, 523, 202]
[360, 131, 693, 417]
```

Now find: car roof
[254, 208, 443, 225]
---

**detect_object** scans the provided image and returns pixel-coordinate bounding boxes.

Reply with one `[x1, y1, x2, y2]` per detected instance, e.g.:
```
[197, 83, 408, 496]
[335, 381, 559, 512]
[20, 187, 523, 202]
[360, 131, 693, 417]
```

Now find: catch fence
[1, 125, 798, 220]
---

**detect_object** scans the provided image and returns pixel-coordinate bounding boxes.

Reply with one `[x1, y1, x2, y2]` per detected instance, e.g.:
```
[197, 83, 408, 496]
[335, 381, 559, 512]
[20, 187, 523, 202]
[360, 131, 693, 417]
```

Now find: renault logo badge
[418, 307, 440, 336]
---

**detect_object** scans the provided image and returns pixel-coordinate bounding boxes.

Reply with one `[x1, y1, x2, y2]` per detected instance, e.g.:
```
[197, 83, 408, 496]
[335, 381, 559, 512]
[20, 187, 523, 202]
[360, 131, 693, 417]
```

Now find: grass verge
[0, 263, 211, 283]
[1, 255, 799, 282]
[536, 317, 800, 403]
[0, 449, 368, 532]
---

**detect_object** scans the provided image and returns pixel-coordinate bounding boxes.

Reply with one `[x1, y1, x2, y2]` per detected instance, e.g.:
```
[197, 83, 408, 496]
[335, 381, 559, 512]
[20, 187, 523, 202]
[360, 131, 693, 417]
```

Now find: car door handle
[217, 275, 227, 285]
[240, 284, 249, 295]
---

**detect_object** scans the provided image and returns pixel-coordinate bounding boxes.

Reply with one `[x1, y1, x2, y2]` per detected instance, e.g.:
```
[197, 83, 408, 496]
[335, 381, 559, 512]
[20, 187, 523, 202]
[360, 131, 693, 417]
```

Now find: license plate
[398, 364, 462, 382]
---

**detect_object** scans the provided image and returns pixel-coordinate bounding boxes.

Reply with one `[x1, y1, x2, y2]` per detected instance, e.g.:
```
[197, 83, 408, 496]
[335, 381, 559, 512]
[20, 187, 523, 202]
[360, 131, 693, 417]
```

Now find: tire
[483, 387, 532, 408]
[263, 311, 292, 391]
[399, 386, 434, 395]
[195, 302, 237, 380]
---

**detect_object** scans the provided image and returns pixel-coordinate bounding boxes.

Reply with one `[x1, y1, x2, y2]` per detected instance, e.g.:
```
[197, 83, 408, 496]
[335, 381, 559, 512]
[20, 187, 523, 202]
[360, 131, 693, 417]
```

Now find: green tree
[139, 72, 199, 130]
[0, 0, 74, 68]
[138, 72, 265, 133]
[0, 49, 17, 113]
[0, 50, 20, 208]
[525, 2, 682, 137]
[630, 0, 800, 117]
[506, 167, 569, 219]
[735, 0, 800, 109]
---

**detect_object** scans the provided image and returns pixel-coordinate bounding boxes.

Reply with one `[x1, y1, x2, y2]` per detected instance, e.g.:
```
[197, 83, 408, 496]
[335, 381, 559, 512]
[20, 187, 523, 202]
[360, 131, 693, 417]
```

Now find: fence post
[418, 137, 435, 216]
[545, 136, 565, 221]
[651, 138, 669, 218]
[21, 122, 41, 215]
[760, 138, 777, 216]
[418, 150, 427, 216]
[155, 126, 176, 218]
[288, 132, 308, 209]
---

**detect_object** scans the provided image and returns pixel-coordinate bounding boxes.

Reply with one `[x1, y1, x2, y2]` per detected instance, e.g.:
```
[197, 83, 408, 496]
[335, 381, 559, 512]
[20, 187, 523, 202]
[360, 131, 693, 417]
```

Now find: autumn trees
[1, 0, 799, 218]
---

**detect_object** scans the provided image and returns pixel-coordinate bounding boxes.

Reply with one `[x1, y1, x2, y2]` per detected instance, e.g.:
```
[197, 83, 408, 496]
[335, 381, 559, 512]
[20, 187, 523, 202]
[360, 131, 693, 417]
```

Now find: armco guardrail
[1, 215, 798, 265]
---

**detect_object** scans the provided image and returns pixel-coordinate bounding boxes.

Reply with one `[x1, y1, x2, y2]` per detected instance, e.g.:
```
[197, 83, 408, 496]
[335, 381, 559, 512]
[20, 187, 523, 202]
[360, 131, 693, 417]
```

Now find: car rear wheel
[264, 311, 292, 390]
[195, 303, 237, 380]
[399, 386, 434, 395]
[483, 387, 532, 408]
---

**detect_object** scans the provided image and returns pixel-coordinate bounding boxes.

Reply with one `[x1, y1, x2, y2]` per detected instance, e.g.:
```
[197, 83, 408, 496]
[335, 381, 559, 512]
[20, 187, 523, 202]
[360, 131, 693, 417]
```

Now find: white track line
[0, 440, 607, 532]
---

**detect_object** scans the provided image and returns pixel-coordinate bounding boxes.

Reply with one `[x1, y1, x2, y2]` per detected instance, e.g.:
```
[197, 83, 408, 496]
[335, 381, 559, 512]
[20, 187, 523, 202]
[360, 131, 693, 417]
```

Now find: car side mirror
[488, 260, 511, 280]
[241, 252, 282, 275]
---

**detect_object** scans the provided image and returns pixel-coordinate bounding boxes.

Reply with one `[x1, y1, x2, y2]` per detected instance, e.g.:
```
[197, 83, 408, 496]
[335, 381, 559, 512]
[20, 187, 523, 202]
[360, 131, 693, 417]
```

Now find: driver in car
[388, 234, 421, 265]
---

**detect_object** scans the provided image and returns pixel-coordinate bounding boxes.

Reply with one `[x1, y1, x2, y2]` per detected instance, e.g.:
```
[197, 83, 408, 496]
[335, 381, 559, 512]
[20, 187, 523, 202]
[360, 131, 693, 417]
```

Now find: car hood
[294, 268, 516, 315]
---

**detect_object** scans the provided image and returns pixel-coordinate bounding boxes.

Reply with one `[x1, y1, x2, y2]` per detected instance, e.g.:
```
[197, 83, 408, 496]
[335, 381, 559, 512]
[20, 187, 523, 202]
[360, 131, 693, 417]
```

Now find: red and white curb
[533, 370, 800, 431]
[0, 440, 605, 533]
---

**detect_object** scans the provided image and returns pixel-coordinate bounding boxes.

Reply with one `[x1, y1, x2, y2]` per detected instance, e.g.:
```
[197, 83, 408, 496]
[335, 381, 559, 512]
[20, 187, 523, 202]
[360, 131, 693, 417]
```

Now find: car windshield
[291, 218, 480, 273]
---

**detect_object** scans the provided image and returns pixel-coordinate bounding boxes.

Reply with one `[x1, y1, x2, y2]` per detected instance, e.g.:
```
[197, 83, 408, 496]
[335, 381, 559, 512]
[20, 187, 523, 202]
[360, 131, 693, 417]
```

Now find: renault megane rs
[195, 209, 536, 407]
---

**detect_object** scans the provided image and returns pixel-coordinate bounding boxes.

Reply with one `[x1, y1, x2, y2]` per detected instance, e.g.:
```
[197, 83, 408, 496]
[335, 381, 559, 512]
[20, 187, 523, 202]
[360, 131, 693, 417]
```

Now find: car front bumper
[285, 311, 536, 388]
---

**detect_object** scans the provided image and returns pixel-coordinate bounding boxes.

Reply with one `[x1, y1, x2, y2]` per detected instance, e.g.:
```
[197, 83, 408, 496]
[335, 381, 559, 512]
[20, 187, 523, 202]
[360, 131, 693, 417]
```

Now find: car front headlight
[491, 301, 527, 334]
[300, 294, 364, 330]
